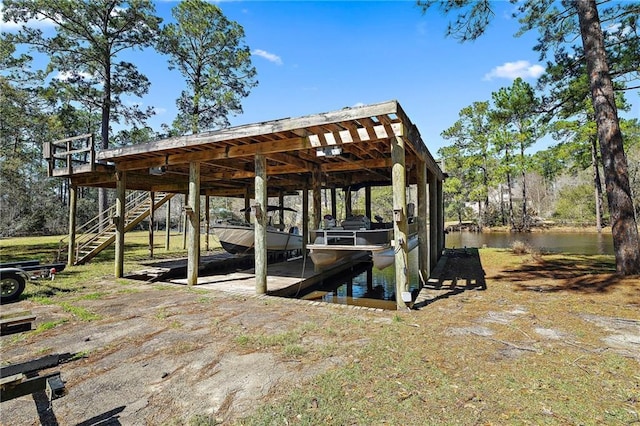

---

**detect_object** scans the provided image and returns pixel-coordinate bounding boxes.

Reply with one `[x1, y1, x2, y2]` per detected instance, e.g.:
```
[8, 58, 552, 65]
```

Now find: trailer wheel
[1, 273, 26, 304]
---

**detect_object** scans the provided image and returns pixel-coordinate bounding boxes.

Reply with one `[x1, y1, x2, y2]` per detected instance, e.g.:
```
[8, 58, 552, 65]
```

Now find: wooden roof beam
[99, 100, 400, 160]
[114, 136, 312, 171]
[266, 152, 317, 170]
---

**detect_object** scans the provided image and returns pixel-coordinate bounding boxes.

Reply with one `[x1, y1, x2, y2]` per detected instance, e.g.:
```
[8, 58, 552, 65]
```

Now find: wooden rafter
[49, 100, 445, 195]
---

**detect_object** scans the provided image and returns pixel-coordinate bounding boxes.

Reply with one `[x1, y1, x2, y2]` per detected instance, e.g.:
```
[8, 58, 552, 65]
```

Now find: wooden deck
[130, 248, 486, 310]
[138, 252, 370, 297]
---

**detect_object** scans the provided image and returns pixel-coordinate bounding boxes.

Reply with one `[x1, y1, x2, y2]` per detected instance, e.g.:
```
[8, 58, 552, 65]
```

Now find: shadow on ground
[414, 248, 486, 309]
[491, 254, 633, 294]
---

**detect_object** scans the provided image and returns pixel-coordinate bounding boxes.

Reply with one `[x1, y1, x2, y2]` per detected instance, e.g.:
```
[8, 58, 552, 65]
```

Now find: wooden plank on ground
[0, 313, 36, 336]
[0, 353, 73, 379]
[0, 372, 64, 402]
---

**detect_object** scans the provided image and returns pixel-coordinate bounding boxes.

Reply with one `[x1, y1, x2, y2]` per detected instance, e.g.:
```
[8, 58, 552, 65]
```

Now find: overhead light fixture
[149, 166, 167, 175]
[316, 147, 342, 157]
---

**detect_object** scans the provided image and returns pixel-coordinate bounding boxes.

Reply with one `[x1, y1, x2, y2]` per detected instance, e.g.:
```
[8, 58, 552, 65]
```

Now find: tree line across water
[438, 78, 640, 233]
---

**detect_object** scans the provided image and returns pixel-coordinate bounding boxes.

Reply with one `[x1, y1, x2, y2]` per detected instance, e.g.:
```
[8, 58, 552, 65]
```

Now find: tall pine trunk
[576, 0, 640, 274]
[99, 58, 112, 232]
[591, 135, 603, 233]
[521, 143, 528, 231]
[507, 172, 515, 230]
[500, 183, 506, 226]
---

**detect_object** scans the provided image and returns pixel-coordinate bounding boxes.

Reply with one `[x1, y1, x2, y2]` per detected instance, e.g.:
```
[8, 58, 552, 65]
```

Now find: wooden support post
[417, 160, 430, 279]
[330, 187, 337, 219]
[302, 187, 309, 249]
[344, 187, 352, 218]
[312, 167, 322, 230]
[428, 171, 439, 267]
[436, 178, 445, 257]
[66, 139, 72, 175]
[187, 162, 200, 286]
[391, 136, 409, 310]
[114, 172, 126, 278]
[365, 186, 372, 220]
[254, 154, 267, 294]
[278, 191, 285, 224]
[244, 189, 251, 223]
[165, 198, 171, 250]
[205, 195, 210, 252]
[182, 195, 187, 250]
[67, 184, 77, 267]
[149, 191, 155, 259]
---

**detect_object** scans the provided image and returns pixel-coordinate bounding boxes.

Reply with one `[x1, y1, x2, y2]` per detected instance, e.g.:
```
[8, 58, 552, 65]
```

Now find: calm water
[446, 231, 614, 255]
[293, 248, 422, 309]
[297, 231, 614, 309]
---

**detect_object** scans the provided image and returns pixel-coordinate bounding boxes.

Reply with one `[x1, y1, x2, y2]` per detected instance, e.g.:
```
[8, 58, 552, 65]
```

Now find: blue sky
[2, 1, 638, 155]
[148, 0, 547, 154]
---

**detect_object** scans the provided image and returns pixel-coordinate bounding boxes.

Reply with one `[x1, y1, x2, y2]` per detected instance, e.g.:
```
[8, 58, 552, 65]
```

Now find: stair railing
[58, 190, 159, 263]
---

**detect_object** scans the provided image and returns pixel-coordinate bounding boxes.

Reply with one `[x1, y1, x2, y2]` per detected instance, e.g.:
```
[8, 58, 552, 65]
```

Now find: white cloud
[252, 49, 283, 66]
[483, 60, 545, 81]
[0, 3, 56, 31]
[55, 70, 97, 82]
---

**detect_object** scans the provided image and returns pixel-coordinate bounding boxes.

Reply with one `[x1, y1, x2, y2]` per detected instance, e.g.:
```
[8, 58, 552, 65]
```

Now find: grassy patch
[155, 307, 169, 320]
[234, 335, 250, 346]
[3, 234, 639, 425]
[167, 341, 200, 355]
[237, 248, 640, 425]
[233, 329, 309, 358]
[35, 319, 68, 332]
[76, 292, 107, 300]
[60, 302, 101, 321]
[255, 330, 300, 348]
[282, 344, 307, 357]
[35, 346, 53, 355]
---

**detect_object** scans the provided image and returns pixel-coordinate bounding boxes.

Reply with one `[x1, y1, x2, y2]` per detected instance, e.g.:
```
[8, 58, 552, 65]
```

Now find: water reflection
[291, 249, 422, 310]
[446, 231, 614, 255]
[293, 231, 614, 310]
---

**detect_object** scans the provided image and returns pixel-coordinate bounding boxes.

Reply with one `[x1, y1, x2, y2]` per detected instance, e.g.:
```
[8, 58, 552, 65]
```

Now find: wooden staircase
[59, 191, 174, 265]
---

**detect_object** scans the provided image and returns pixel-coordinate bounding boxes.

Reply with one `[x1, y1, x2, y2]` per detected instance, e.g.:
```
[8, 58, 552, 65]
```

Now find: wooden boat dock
[47, 100, 447, 309]
[131, 252, 371, 298]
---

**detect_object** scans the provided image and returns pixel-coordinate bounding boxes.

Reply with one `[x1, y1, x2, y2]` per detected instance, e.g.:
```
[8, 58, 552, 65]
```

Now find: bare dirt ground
[1, 280, 381, 425]
[1, 250, 639, 425]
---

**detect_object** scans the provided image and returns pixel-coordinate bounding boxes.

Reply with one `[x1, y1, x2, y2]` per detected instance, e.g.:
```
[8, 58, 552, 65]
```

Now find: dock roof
[57, 100, 444, 195]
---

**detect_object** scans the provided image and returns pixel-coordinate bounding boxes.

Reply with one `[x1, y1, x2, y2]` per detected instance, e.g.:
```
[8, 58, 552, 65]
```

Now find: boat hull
[308, 248, 368, 268]
[307, 231, 391, 268]
[372, 234, 419, 270]
[307, 221, 418, 269]
[212, 223, 303, 255]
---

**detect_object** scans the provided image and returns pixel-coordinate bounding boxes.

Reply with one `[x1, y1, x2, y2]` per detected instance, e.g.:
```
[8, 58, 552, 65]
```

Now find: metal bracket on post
[252, 204, 263, 220]
[393, 208, 403, 223]
[401, 291, 413, 310]
[46, 374, 67, 401]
